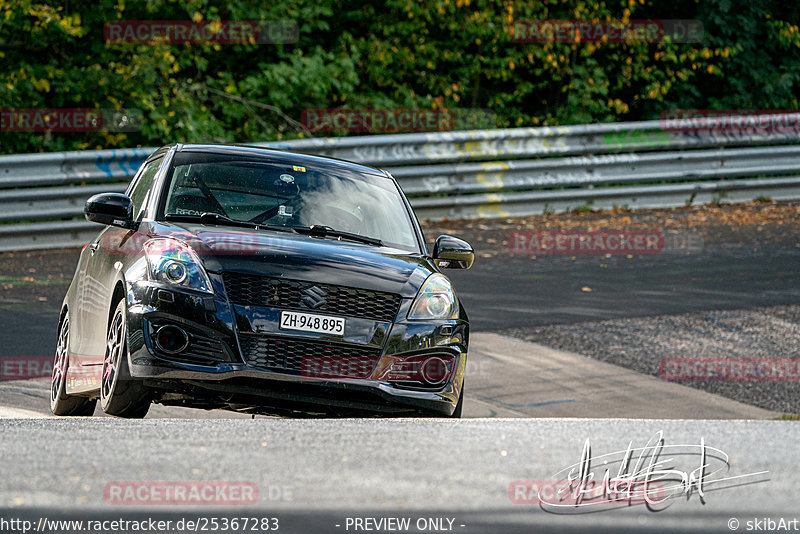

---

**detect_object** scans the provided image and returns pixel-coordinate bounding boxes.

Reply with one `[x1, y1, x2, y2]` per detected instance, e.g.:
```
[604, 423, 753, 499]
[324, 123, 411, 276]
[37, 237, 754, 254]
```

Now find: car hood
[149, 222, 434, 298]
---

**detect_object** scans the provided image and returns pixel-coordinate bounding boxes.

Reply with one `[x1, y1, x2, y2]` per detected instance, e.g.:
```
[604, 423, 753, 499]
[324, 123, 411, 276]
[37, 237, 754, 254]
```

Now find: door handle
[89, 242, 99, 254]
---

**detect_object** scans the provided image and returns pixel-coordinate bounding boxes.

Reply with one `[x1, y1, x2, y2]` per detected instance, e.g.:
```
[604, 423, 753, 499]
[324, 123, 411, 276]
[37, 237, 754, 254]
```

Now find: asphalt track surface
[3, 235, 799, 355]
[0, 232, 797, 418]
[0, 206, 798, 532]
[2, 225, 798, 354]
[0, 418, 796, 533]
[1, 211, 798, 417]
[0, 331, 775, 420]
[449, 248, 800, 330]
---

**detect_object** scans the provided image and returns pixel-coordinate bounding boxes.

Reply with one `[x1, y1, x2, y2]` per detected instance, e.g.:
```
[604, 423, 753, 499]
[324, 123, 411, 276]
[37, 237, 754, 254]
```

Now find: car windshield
[160, 151, 420, 252]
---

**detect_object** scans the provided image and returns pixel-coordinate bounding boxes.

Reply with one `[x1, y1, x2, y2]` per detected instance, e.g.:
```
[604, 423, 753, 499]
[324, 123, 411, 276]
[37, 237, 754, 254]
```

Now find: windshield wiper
[164, 213, 293, 233]
[166, 212, 255, 228]
[164, 215, 380, 244]
[291, 225, 384, 247]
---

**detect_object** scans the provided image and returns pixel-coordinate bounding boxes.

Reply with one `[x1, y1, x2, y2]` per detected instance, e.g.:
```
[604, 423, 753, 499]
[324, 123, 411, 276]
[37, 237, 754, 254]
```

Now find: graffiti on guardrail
[413, 153, 643, 194]
[1, 114, 799, 252]
[93, 149, 150, 178]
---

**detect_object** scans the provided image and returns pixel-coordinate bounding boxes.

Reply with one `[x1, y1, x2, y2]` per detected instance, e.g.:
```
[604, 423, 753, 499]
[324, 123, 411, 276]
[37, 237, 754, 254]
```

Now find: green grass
[571, 204, 595, 214]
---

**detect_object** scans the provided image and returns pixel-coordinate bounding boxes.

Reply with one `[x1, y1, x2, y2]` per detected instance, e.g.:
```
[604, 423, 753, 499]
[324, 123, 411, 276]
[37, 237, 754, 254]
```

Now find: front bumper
[125, 279, 468, 417]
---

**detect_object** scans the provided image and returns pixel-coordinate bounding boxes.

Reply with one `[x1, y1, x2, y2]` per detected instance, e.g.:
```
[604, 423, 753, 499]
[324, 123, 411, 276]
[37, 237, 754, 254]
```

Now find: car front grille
[239, 334, 381, 379]
[185, 336, 231, 363]
[222, 272, 401, 322]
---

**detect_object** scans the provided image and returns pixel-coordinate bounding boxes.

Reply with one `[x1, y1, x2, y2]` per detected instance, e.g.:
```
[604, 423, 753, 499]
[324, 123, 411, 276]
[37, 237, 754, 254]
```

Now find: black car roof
[165, 143, 388, 178]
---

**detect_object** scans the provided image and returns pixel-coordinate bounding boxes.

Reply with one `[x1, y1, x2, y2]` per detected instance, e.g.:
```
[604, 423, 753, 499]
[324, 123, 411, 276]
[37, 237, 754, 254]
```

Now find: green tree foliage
[0, 0, 798, 154]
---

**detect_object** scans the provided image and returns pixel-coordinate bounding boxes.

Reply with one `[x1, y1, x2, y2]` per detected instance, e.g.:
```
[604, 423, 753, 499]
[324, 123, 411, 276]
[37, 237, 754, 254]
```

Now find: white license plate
[279, 311, 345, 335]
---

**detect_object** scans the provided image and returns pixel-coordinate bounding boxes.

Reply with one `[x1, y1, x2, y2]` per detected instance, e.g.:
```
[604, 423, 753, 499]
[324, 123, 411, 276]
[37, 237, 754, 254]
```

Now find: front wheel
[50, 312, 97, 416]
[100, 300, 151, 418]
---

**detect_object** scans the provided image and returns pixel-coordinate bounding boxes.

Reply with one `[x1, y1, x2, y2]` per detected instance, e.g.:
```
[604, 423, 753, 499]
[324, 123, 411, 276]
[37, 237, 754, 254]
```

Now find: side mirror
[432, 235, 474, 269]
[84, 193, 134, 229]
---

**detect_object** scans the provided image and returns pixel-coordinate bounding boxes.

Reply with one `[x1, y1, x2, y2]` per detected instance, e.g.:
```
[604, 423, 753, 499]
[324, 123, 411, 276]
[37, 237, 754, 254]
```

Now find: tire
[450, 384, 464, 419]
[50, 312, 97, 416]
[100, 299, 151, 418]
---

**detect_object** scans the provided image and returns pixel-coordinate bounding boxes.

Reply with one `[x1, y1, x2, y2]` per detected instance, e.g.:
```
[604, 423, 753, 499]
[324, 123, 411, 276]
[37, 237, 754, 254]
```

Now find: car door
[79, 156, 163, 363]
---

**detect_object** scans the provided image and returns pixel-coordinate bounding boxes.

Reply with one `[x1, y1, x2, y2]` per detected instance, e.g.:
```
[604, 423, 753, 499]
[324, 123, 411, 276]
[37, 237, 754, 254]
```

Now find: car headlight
[408, 273, 458, 320]
[144, 238, 213, 294]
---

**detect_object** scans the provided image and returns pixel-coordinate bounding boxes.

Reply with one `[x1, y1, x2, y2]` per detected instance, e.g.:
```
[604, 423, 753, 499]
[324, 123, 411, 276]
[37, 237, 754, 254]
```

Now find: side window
[128, 157, 163, 218]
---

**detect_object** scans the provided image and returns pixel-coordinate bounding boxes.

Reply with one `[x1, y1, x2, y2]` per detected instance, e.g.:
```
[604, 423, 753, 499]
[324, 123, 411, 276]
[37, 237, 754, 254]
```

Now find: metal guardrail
[260, 118, 800, 165]
[1, 114, 799, 251]
[0, 148, 152, 251]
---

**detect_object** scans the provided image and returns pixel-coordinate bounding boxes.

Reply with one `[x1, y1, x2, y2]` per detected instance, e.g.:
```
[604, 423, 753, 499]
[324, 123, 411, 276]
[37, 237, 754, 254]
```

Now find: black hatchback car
[51, 144, 473, 418]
